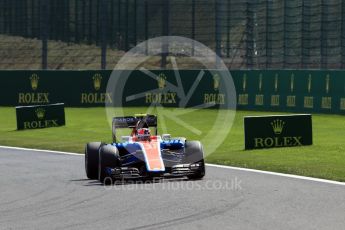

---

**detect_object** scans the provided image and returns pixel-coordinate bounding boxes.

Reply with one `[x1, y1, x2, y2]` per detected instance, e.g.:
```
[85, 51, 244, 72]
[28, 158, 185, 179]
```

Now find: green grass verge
[1, 107, 345, 182]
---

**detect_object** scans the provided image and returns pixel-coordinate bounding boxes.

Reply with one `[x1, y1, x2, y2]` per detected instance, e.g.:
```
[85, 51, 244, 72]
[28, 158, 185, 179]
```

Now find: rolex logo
[30, 74, 39, 91]
[243, 74, 247, 92]
[213, 74, 220, 91]
[92, 74, 102, 91]
[271, 119, 285, 135]
[35, 108, 46, 120]
[326, 74, 330, 94]
[274, 74, 279, 92]
[158, 73, 167, 90]
[290, 74, 295, 93]
[308, 74, 312, 93]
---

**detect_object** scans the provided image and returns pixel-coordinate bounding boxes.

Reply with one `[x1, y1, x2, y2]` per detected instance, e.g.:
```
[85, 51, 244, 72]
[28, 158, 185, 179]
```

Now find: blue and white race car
[85, 114, 205, 184]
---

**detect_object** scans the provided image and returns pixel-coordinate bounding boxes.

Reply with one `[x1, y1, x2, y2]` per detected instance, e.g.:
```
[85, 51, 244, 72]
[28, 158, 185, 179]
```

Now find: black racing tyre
[98, 145, 120, 184]
[85, 142, 102, 179]
[184, 141, 205, 180]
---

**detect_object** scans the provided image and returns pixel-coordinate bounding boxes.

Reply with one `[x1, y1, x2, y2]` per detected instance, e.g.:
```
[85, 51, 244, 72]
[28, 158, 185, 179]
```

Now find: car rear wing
[112, 114, 157, 142]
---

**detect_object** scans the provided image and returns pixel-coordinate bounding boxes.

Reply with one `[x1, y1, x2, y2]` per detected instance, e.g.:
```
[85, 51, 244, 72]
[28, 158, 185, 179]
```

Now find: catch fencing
[1, 0, 345, 69]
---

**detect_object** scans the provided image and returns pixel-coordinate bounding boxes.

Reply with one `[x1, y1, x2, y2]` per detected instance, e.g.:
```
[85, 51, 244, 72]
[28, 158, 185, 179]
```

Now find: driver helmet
[137, 128, 151, 138]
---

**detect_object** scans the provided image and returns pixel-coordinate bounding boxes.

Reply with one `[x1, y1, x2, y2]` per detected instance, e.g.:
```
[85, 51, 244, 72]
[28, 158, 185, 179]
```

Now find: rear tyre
[184, 141, 205, 180]
[85, 142, 102, 179]
[99, 145, 120, 184]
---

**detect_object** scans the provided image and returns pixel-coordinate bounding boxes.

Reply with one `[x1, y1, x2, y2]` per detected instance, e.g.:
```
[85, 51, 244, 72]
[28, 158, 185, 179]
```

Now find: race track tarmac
[0, 147, 344, 230]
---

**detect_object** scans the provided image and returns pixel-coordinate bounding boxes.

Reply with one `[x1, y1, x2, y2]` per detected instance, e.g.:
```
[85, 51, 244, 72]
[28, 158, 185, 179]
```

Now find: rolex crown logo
[92, 74, 102, 91]
[35, 108, 46, 120]
[290, 74, 295, 93]
[326, 74, 330, 94]
[243, 74, 247, 92]
[30, 74, 39, 91]
[308, 74, 312, 93]
[158, 73, 167, 90]
[213, 74, 220, 91]
[259, 74, 263, 92]
[274, 74, 279, 92]
[271, 119, 285, 135]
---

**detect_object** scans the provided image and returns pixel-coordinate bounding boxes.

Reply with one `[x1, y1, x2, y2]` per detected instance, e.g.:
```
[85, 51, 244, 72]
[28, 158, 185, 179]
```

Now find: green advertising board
[113, 70, 233, 109]
[0, 70, 344, 115]
[0, 71, 112, 107]
[16, 103, 65, 130]
[233, 70, 345, 114]
[244, 114, 313, 150]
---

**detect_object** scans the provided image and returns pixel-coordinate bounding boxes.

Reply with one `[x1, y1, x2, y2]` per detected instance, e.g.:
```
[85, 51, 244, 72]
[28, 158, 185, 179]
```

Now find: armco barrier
[0, 70, 344, 115]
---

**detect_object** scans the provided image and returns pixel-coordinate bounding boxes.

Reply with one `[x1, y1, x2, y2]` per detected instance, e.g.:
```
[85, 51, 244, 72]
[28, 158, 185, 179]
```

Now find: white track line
[1, 145, 344, 186]
[207, 163, 345, 186]
[0, 145, 82, 156]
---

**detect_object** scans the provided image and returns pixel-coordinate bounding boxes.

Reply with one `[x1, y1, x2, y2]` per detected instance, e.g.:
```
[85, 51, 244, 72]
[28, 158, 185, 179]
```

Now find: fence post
[161, 0, 170, 69]
[110, 0, 114, 47]
[23, 0, 28, 36]
[191, 0, 195, 56]
[60, 0, 64, 41]
[100, 0, 107, 69]
[31, 0, 34, 37]
[340, 1, 345, 69]
[8, 0, 12, 34]
[1, 0, 5, 34]
[50, 0, 55, 40]
[81, 0, 85, 41]
[14, 0, 19, 36]
[88, 0, 92, 44]
[245, 0, 254, 68]
[40, 0, 49, 69]
[133, 0, 137, 46]
[75, 0, 79, 43]
[301, 0, 306, 68]
[145, 0, 148, 55]
[96, 0, 100, 45]
[321, 0, 327, 69]
[65, 0, 70, 43]
[2, 0, 7, 33]
[283, 0, 287, 68]
[125, 0, 129, 51]
[266, 0, 271, 68]
[215, 0, 222, 68]
[226, 0, 231, 58]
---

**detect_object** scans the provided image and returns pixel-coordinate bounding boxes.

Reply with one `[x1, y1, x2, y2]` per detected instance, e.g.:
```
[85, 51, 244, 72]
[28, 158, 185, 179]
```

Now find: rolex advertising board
[18, 73, 51, 104]
[4, 72, 53, 105]
[244, 114, 313, 150]
[78, 72, 112, 105]
[231, 70, 345, 115]
[16, 103, 66, 130]
[0, 71, 112, 107]
[0, 70, 344, 114]
[118, 70, 230, 108]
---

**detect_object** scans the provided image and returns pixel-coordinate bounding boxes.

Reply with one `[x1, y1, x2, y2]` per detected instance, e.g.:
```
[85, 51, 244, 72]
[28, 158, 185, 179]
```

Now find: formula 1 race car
[85, 114, 205, 184]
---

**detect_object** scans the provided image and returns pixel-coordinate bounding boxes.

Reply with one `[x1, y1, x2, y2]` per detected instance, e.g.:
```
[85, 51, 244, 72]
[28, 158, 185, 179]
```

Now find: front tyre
[98, 145, 120, 184]
[184, 141, 205, 180]
[85, 142, 102, 179]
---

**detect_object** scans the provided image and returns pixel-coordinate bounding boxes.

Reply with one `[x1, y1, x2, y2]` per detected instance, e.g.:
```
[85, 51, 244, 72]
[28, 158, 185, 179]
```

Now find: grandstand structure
[0, 0, 344, 69]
